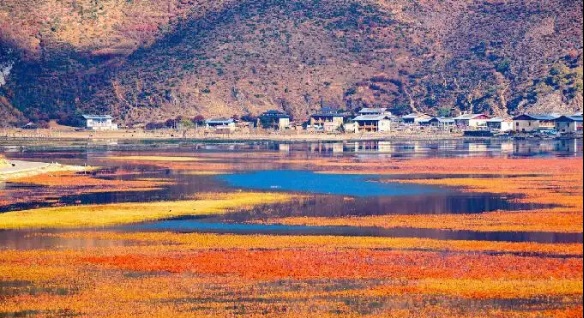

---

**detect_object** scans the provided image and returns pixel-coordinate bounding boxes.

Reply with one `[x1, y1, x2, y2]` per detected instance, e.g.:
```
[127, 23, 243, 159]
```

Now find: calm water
[0, 139, 582, 247]
[124, 220, 582, 244]
[1, 138, 582, 159]
[217, 170, 446, 197]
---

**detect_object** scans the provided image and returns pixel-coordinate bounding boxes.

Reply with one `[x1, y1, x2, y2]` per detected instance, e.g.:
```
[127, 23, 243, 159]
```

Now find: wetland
[0, 138, 582, 317]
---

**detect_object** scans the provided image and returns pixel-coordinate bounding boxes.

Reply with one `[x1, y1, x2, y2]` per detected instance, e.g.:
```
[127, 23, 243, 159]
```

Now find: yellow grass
[0, 192, 294, 229]
[411, 279, 584, 299]
[0, 156, 8, 168]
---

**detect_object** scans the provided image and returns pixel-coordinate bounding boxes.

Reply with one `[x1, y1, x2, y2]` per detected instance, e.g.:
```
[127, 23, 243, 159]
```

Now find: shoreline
[0, 160, 88, 181]
[1, 128, 466, 143]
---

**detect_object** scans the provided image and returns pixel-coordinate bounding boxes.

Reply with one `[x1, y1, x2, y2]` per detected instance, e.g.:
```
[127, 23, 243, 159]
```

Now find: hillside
[0, 0, 582, 125]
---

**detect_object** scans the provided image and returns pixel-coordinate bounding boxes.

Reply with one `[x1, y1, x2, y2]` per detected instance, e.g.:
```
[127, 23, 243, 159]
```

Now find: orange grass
[1, 156, 582, 316]
[0, 242, 581, 317]
[81, 249, 581, 281]
[11, 171, 170, 189]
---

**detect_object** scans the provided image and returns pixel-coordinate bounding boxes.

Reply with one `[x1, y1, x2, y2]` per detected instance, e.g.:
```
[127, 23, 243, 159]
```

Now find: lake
[0, 138, 582, 248]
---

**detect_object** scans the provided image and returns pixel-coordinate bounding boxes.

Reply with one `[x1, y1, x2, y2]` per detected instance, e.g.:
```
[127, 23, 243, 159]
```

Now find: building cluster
[79, 110, 583, 136]
[202, 109, 582, 136]
[203, 108, 393, 133]
[404, 112, 583, 135]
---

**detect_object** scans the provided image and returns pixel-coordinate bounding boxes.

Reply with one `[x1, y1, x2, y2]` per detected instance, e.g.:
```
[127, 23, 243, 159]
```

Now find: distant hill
[0, 0, 582, 125]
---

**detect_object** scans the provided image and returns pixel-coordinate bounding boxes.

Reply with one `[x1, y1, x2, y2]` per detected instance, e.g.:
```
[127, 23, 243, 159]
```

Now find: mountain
[0, 0, 582, 126]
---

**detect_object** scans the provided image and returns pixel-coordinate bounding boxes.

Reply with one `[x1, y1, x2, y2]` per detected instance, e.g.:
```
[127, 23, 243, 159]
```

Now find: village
[6, 108, 584, 140]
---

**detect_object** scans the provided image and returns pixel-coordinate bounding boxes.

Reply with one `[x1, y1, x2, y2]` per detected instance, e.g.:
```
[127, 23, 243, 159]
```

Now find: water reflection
[217, 170, 445, 197]
[220, 194, 551, 221]
[123, 220, 583, 244]
[2, 139, 582, 159]
[0, 230, 142, 250]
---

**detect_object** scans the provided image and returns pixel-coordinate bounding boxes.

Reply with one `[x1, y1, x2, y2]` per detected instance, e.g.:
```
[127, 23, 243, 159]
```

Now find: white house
[205, 118, 236, 132]
[353, 115, 391, 133]
[555, 115, 583, 133]
[420, 117, 456, 129]
[310, 108, 346, 132]
[513, 114, 558, 132]
[402, 113, 433, 125]
[82, 115, 118, 131]
[486, 118, 514, 132]
[259, 110, 291, 130]
[453, 114, 490, 128]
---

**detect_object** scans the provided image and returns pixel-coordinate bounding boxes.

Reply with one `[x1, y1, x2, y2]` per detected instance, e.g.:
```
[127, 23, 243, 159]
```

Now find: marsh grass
[0, 192, 293, 229]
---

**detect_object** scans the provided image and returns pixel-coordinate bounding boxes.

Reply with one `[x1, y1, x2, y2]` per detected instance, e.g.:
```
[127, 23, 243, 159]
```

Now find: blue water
[122, 220, 583, 244]
[217, 170, 446, 197]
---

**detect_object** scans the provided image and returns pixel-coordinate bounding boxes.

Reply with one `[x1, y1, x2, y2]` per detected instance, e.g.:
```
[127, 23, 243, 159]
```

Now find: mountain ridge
[0, 0, 582, 126]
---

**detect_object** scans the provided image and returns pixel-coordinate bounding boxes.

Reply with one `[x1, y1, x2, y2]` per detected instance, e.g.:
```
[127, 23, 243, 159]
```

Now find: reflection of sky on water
[123, 220, 583, 244]
[217, 170, 445, 197]
[1, 138, 582, 161]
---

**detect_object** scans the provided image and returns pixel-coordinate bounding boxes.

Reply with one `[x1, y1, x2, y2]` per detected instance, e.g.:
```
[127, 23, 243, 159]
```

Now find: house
[342, 121, 357, 133]
[82, 115, 118, 131]
[259, 110, 291, 130]
[353, 115, 391, 133]
[402, 113, 433, 124]
[310, 108, 346, 132]
[424, 117, 455, 129]
[555, 115, 583, 133]
[205, 118, 236, 132]
[20, 122, 39, 130]
[513, 114, 558, 133]
[486, 118, 514, 132]
[453, 114, 490, 128]
[358, 108, 391, 116]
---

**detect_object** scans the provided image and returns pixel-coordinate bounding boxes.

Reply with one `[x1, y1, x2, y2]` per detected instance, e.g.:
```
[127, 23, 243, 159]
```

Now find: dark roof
[311, 112, 345, 118]
[555, 115, 583, 123]
[513, 114, 559, 121]
[261, 110, 290, 118]
[206, 118, 234, 124]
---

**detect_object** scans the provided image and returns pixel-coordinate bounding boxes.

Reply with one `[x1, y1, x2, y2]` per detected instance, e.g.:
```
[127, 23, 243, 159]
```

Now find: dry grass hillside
[0, 0, 582, 125]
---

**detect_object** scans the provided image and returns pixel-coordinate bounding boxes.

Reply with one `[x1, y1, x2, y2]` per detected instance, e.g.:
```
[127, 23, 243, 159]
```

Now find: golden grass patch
[0, 192, 294, 229]
[412, 279, 583, 299]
